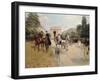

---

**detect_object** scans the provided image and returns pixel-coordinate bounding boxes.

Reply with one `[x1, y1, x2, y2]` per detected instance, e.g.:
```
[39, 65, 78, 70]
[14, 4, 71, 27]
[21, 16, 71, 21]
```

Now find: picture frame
[11, 1, 98, 79]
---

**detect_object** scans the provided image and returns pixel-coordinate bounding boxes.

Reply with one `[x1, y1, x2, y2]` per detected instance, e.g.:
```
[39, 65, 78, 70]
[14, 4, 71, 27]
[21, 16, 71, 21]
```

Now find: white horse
[55, 34, 69, 50]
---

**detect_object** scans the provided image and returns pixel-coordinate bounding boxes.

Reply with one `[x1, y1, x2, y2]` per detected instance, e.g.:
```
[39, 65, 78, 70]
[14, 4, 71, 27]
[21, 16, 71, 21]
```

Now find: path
[51, 40, 89, 66]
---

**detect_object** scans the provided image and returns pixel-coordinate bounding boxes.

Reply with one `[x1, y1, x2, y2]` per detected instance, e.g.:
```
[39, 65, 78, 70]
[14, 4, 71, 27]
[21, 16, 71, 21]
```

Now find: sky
[38, 13, 89, 31]
[26, 12, 89, 31]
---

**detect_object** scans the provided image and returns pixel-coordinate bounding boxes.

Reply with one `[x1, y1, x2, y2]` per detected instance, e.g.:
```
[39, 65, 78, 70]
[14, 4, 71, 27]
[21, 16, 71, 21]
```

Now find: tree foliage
[25, 13, 41, 40]
[76, 16, 89, 46]
[25, 13, 41, 28]
[77, 16, 89, 39]
[61, 28, 78, 40]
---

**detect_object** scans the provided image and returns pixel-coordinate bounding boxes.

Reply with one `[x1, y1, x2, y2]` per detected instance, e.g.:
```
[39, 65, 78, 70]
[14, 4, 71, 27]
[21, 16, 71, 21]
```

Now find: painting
[25, 12, 90, 68]
[11, 1, 97, 79]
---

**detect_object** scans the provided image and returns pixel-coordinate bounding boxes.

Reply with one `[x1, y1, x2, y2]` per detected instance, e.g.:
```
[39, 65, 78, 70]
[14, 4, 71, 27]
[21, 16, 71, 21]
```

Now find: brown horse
[32, 33, 44, 51]
[33, 32, 51, 52]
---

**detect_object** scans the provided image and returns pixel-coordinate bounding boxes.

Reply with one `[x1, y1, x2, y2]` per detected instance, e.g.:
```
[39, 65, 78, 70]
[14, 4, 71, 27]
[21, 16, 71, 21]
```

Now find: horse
[33, 32, 51, 52]
[32, 32, 44, 51]
[55, 34, 68, 50]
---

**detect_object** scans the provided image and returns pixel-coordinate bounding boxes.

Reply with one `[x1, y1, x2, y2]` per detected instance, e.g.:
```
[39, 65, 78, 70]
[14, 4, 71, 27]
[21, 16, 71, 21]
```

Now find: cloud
[64, 15, 82, 26]
[38, 14, 49, 21]
[37, 13, 89, 31]
[63, 15, 89, 28]
[38, 14, 50, 30]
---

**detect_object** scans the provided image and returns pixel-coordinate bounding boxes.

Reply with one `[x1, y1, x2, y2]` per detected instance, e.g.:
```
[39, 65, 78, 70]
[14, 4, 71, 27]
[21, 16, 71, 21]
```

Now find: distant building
[50, 26, 62, 39]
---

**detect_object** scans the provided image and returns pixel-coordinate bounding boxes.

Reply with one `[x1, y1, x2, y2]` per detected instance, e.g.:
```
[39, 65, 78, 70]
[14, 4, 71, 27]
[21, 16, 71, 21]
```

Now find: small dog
[55, 44, 61, 66]
[55, 44, 60, 55]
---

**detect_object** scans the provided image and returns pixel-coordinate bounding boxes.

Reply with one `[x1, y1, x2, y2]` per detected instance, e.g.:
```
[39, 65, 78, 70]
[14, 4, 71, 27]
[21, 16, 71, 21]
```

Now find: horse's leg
[38, 44, 40, 51]
[42, 43, 45, 52]
[45, 44, 48, 52]
[41, 42, 43, 50]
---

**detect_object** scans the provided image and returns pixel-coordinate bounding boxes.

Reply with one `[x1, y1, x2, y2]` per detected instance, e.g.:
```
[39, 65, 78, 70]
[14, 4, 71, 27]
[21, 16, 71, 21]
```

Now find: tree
[25, 13, 41, 28]
[77, 16, 89, 39]
[25, 13, 41, 40]
[76, 16, 89, 45]
[81, 24, 89, 38]
[82, 16, 87, 28]
[81, 16, 89, 38]
[77, 24, 82, 38]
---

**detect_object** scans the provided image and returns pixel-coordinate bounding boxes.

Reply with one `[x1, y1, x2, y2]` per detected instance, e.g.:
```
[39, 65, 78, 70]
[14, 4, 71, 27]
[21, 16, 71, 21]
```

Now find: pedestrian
[45, 31, 51, 52]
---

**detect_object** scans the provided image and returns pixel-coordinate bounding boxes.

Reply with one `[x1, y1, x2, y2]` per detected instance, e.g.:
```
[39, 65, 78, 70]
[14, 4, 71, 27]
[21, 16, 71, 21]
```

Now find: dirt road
[51, 40, 89, 66]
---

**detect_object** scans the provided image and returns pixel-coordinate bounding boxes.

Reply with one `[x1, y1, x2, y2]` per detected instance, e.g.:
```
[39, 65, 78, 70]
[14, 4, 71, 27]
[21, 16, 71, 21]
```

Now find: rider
[45, 31, 51, 46]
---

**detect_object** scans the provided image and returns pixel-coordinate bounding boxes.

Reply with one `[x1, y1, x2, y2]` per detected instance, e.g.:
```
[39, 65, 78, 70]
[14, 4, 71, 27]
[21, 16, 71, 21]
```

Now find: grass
[25, 41, 57, 68]
[25, 41, 89, 68]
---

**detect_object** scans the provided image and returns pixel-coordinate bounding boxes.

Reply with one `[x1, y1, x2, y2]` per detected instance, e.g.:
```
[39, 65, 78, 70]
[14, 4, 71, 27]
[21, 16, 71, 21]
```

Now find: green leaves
[25, 13, 40, 28]
[77, 16, 89, 39]
[25, 12, 41, 40]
